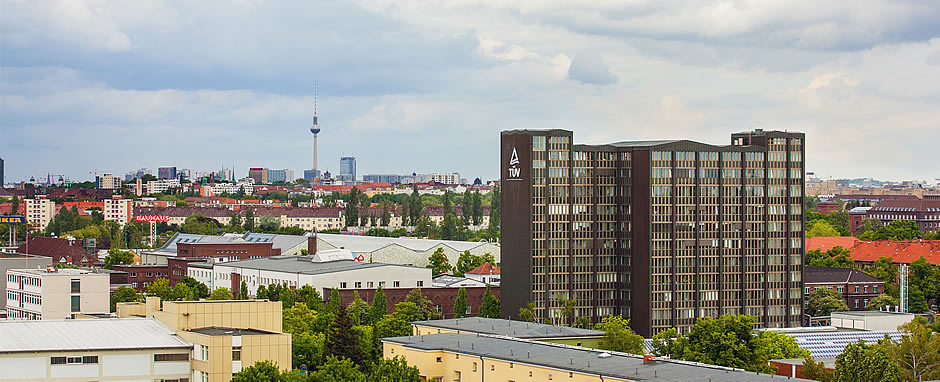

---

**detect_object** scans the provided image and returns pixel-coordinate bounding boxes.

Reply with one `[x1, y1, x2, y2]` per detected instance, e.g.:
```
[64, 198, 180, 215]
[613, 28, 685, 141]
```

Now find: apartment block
[500, 129, 805, 336]
[104, 195, 133, 227]
[0, 253, 52, 311]
[25, 196, 56, 231]
[95, 173, 121, 190]
[5, 268, 109, 320]
[118, 297, 291, 381]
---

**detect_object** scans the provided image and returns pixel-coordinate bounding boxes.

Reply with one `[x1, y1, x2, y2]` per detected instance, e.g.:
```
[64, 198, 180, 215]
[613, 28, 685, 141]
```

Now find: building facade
[104, 195, 133, 227]
[25, 196, 56, 232]
[5, 268, 109, 320]
[859, 199, 940, 234]
[0, 253, 52, 311]
[146, 179, 182, 194]
[804, 266, 884, 311]
[500, 129, 805, 336]
[429, 173, 460, 185]
[158, 166, 178, 180]
[265, 169, 294, 184]
[95, 173, 121, 190]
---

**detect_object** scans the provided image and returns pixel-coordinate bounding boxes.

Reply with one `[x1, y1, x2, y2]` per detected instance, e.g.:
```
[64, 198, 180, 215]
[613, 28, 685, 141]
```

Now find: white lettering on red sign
[135, 215, 170, 222]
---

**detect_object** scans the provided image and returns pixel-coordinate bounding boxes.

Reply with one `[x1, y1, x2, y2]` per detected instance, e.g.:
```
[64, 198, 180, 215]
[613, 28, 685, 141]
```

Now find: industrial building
[500, 129, 806, 336]
[5, 267, 109, 320]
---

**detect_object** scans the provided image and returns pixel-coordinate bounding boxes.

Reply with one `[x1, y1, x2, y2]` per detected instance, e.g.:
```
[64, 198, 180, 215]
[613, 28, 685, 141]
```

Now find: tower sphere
[310, 116, 321, 134]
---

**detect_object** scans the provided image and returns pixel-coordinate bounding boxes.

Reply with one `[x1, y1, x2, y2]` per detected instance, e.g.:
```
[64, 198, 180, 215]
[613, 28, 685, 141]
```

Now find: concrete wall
[0, 347, 191, 381]
[0, 255, 51, 310]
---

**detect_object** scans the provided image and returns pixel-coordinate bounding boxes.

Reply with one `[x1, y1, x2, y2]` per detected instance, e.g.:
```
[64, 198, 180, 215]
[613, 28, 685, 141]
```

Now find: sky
[1, 0, 939, 184]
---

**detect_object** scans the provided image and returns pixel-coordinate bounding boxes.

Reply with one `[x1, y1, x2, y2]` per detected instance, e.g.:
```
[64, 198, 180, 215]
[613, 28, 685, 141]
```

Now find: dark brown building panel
[332, 287, 500, 319]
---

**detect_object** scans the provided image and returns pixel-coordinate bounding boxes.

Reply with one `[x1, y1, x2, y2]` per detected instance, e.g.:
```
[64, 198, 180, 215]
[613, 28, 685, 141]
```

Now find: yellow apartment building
[382, 333, 801, 382]
[412, 317, 604, 348]
[118, 297, 291, 381]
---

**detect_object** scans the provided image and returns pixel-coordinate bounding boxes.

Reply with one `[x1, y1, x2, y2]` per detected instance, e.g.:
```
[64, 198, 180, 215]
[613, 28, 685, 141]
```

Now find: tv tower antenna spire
[310, 81, 321, 180]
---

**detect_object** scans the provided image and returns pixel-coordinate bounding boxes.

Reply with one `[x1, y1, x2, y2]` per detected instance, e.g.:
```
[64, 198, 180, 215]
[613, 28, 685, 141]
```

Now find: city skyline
[2, 2, 939, 183]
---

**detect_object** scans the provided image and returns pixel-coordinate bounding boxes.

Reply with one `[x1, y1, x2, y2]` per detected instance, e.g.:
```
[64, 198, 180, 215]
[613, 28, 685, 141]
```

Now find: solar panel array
[786, 330, 903, 358]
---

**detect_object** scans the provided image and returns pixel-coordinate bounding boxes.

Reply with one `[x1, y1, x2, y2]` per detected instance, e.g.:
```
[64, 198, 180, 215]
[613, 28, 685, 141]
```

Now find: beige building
[96, 173, 121, 190]
[25, 196, 56, 232]
[0, 318, 193, 381]
[104, 195, 133, 227]
[412, 318, 604, 348]
[383, 333, 795, 382]
[118, 297, 291, 381]
[5, 268, 109, 320]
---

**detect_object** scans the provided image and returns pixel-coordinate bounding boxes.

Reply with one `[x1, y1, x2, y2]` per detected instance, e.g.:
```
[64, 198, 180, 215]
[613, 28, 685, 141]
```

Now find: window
[379, 281, 385, 287]
[393, 281, 401, 288]
[70, 279, 80, 293]
[66, 356, 82, 364]
[855, 299, 859, 308]
[436, 357, 443, 363]
[51, 356, 66, 365]
[864, 286, 869, 293]
[155, 353, 190, 362]
[367, 281, 374, 288]
[232, 346, 241, 361]
[71, 296, 80, 312]
[147, 272, 154, 277]
[130, 272, 137, 277]
[340, 282, 347, 289]
[355, 282, 362, 288]
[854, 286, 859, 293]
[454, 371, 462, 382]
[417, 281, 424, 287]
[82, 356, 98, 364]
[473, 362, 477, 372]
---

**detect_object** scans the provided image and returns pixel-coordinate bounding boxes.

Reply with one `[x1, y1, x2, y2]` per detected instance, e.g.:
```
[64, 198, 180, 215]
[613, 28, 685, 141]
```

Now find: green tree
[292, 332, 326, 374]
[298, 284, 323, 311]
[887, 317, 940, 381]
[103, 248, 135, 269]
[471, 191, 483, 226]
[453, 287, 468, 318]
[855, 218, 882, 236]
[426, 248, 452, 275]
[369, 356, 421, 381]
[404, 289, 440, 320]
[239, 280, 249, 299]
[345, 187, 360, 227]
[488, 185, 500, 235]
[650, 327, 686, 358]
[347, 291, 371, 325]
[807, 287, 849, 316]
[834, 340, 900, 382]
[826, 211, 850, 233]
[283, 302, 318, 335]
[454, 251, 496, 277]
[479, 284, 500, 318]
[409, 186, 423, 226]
[517, 302, 535, 322]
[866, 294, 899, 310]
[752, 330, 810, 363]
[807, 220, 841, 238]
[375, 313, 413, 339]
[231, 360, 284, 381]
[370, 287, 388, 324]
[229, 212, 243, 232]
[594, 315, 645, 355]
[552, 294, 576, 326]
[181, 214, 222, 235]
[258, 215, 281, 233]
[328, 288, 342, 315]
[313, 356, 366, 382]
[681, 315, 763, 371]
[805, 246, 855, 268]
[110, 285, 141, 312]
[864, 256, 898, 284]
[326, 310, 362, 365]
[208, 288, 233, 300]
[171, 282, 195, 301]
[10, 195, 18, 216]
[871, 220, 922, 241]
[244, 208, 255, 232]
[801, 357, 835, 382]
[179, 276, 210, 299]
[381, 204, 391, 226]
[146, 278, 174, 301]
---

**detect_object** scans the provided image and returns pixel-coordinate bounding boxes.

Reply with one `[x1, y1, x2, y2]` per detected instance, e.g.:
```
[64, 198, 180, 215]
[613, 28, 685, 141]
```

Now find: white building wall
[208, 262, 431, 296]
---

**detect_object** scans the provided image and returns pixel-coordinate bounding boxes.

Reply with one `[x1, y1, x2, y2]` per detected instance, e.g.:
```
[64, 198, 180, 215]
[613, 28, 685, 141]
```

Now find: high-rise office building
[248, 168, 268, 184]
[339, 157, 356, 183]
[95, 173, 120, 190]
[0, 157, 4, 185]
[266, 169, 294, 184]
[500, 129, 805, 337]
[158, 166, 177, 180]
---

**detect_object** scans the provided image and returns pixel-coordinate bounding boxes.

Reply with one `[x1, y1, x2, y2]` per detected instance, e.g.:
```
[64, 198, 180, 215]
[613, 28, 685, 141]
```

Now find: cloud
[567, 54, 618, 85]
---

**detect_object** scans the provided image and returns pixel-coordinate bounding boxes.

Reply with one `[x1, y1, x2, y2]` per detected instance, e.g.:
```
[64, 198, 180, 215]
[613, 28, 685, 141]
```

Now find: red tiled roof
[849, 240, 940, 265]
[467, 262, 500, 275]
[869, 199, 940, 211]
[15, 237, 96, 265]
[805, 237, 859, 253]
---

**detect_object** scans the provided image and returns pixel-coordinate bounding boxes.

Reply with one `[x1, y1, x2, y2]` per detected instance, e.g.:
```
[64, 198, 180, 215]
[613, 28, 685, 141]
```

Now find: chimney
[307, 236, 317, 256]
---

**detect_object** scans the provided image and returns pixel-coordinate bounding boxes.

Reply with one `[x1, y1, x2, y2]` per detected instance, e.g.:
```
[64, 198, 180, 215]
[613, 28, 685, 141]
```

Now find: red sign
[135, 215, 170, 222]
[354, 254, 365, 262]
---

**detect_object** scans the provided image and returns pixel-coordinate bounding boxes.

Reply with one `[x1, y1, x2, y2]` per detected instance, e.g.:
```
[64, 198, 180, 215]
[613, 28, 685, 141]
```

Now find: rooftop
[315, 233, 495, 253]
[10, 267, 106, 276]
[804, 266, 883, 284]
[0, 318, 191, 354]
[215, 256, 423, 275]
[384, 333, 809, 382]
[413, 318, 602, 339]
[466, 262, 500, 275]
[188, 327, 277, 336]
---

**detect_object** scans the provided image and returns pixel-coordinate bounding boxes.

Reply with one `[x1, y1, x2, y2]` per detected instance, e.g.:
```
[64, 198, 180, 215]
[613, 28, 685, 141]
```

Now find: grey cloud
[567, 54, 617, 85]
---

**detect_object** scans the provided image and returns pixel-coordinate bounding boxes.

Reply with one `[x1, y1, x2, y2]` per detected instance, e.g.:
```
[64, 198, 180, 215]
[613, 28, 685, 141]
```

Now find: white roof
[0, 319, 191, 353]
[316, 233, 493, 253]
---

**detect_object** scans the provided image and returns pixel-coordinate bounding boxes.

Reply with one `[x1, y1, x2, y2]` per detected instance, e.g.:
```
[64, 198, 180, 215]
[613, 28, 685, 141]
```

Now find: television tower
[310, 81, 321, 176]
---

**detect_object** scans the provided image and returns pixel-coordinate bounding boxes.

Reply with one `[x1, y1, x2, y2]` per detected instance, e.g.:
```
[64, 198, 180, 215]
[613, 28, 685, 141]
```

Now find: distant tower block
[310, 82, 321, 175]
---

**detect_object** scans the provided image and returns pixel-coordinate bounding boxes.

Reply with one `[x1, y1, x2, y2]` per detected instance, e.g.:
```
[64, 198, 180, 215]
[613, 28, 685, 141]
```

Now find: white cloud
[567, 54, 618, 85]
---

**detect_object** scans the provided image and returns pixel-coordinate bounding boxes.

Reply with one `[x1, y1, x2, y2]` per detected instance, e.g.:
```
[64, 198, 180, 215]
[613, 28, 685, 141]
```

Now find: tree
[471, 191, 483, 226]
[146, 278, 174, 301]
[208, 288, 233, 300]
[313, 356, 366, 382]
[807, 220, 841, 238]
[298, 284, 324, 311]
[871, 220, 922, 241]
[103, 248, 135, 269]
[346, 291, 371, 325]
[752, 330, 810, 363]
[244, 208, 255, 232]
[454, 251, 496, 277]
[110, 285, 141, 312]
[404, 289, 440, 320]
[807, 287, 849, 317]
[552, 295, 577, 326]
[346, 187, 360, 227]
[239, 280, 249, 299]
[10, 195, 18, 216]
[453, 287, 468, 318]
[801, 357, 835, 382]
[517, 302, 535, 322]
[181, 214, 222, 235]
[326, 310, 362, 365]
[488, 185, 500, 234]
[283, 302, 319, 335]
[179, 276, 210, 299]
[681, 315, 763, 371]
[171, 282, 195, 301]
[231, 360, 285, 381]
[805, 246, 854, 268]
[375, 313, 413, 339]
[370, 287, 388, 323]
[409, 186, 422, 226]
[886, 317, 940, 381]
[369, 356, 421, 381]
[229, 212, 243, 232]
[866, 294, 899, 310]
[380, 204, 391, 226]
[650, 327, 686, 358]
[292, 332, 326, 374]
[426, 248, 452, 275]
[328, 288, 342, 315]
[258, 216, 281, 233]
[864, 256, 898, 284]
[834, 340, 900, 382]
[479, 285, 500, 318]
[856, 218, 882, 236]
[594, 315, 645, 354]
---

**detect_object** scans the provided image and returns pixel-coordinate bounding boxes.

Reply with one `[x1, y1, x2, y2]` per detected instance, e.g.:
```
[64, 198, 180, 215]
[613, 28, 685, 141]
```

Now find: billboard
[0, 216, 26, 224]
[135, 215, 170, 222]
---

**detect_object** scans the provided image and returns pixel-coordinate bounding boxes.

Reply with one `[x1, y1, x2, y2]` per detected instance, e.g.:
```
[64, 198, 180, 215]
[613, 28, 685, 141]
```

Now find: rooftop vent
[598, 352, 612, 359]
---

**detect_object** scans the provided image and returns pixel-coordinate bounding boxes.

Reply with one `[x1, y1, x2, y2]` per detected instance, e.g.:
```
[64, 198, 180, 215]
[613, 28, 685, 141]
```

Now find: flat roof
[0, 318, 191, 354]
[217, 256, 424, 275]
[188, 327, 277, 336]
[8, 268, 106, 276]
[315, 233, 493, 253]
[414, 318, 602, 339]
[384, 333, 809, 381]
[832, 311, 915, 317]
